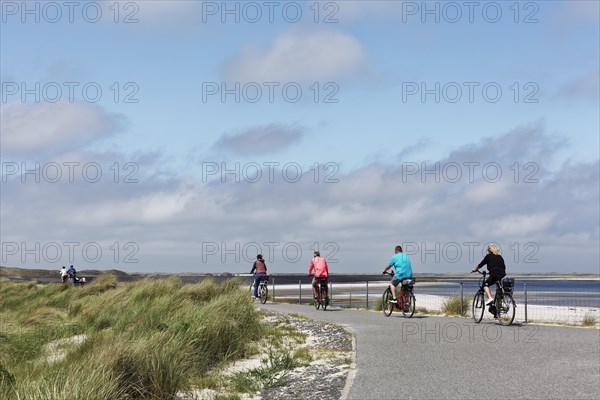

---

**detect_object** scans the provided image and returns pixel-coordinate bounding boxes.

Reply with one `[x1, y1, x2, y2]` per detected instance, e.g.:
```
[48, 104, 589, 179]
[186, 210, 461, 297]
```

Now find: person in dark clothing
[66, 265, 77, 280]
[250, 254, 267, 298]
[472, 244, 506, 305]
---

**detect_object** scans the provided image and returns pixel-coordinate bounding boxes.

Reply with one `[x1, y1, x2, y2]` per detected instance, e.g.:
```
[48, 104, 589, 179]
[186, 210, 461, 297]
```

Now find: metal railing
[261, 278, 600, 325]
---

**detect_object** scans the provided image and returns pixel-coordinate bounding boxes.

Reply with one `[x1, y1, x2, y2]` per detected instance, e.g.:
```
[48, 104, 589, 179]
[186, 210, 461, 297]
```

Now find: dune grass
[441, 295, 470, 317]
[0, 275, 261, 399]
[230, 347, 298, 393]
[581, 313, 598, 327]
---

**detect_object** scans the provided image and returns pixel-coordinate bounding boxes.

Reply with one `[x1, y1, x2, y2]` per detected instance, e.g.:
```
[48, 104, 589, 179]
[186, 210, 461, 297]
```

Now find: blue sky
[1, 1, 599, 274]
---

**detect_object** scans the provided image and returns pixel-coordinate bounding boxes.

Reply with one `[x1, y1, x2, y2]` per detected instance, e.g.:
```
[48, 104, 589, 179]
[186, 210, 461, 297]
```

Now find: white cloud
[1, 101, 125, 154]
[1, 125, 598, 273]
[463, 180, 512, 205]
[69, 188, 195, 226]
[471, 213, 555, 237]
[222, 30, 368, 83]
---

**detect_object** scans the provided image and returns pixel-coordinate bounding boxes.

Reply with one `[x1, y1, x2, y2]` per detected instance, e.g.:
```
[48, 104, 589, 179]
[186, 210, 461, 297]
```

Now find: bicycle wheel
[250, 285, 256, 302]
[315, 288, 321, 310]
[322, 285, 328, 311]
[382, 288, 393, 317]
[497, 293, 516, 326]
[402, 291, 415, 318]
[472, 292, 485, 323]
[259, 285, 268, 304]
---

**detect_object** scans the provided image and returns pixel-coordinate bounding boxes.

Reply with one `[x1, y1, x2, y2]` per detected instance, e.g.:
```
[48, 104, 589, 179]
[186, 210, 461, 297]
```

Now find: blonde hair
[487, 244, 501, 255]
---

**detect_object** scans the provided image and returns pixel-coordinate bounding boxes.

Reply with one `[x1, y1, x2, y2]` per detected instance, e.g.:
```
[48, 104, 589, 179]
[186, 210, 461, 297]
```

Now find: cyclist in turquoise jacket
[382, 245, 413, 302]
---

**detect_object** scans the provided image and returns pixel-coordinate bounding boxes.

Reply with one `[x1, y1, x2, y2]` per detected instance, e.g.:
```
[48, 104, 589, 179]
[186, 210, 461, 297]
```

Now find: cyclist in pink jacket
[308, 251, 329, 300]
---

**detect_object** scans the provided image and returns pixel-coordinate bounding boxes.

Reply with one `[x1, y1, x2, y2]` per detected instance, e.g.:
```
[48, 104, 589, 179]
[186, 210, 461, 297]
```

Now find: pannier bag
[501, 277, 514, 294]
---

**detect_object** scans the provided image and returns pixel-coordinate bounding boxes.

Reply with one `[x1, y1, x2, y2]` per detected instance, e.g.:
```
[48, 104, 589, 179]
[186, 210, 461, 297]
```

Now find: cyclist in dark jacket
[472, 244, 506, 305]
[66, 265, 77, 279]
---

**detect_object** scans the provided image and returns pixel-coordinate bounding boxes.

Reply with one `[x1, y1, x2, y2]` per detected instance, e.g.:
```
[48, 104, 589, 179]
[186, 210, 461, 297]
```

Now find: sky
[1, 0, 599, 274]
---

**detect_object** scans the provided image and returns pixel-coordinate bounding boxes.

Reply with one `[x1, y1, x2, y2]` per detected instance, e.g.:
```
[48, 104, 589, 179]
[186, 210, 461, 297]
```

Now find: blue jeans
[253, 273, 266, 297]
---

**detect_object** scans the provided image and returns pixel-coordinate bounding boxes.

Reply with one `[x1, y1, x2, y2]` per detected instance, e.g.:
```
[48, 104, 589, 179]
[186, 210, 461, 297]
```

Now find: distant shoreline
[2, 265, 599, 281]
[2, 268, 599, 289]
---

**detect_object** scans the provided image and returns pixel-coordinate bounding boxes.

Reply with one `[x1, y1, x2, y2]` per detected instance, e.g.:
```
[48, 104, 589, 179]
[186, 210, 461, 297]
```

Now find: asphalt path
[258, 302, 600, 400]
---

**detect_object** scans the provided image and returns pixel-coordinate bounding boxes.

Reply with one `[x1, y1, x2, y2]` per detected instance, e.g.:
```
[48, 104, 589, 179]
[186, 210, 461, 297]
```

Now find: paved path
[258, 303, 600, 400]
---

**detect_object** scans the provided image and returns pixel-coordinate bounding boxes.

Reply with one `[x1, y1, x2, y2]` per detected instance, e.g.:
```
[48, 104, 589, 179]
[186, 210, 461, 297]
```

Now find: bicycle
[382, 271, 415, 318]
[312, 276, 329, 311]
[471, 270, 516, 326]
[250, 275, 268, 304]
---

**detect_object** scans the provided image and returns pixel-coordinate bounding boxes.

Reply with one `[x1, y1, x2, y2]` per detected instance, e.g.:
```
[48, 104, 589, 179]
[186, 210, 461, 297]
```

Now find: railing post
[299, 280, 302, 304]
[272, 277, 275, 301]
[524, 283, 528, 323]
[460, 282, 464, 316]
[366, 281, 369, 309]
[329, 281, 333, 305]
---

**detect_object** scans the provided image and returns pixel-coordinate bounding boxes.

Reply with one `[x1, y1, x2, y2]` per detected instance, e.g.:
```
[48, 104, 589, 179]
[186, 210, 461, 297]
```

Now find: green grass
[372, 297, 383, 311]
[441, 296, 470, 317]
[0, 275, 262, 399]
[230, 347, 299, 393]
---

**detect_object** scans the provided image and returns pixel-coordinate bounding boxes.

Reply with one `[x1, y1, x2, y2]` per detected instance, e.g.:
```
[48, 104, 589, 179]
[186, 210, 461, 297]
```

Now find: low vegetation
[230, 347, 299, 393]
[0, 275, 261, 399]
[193, 312, 337, 399]
[372, 296, 383, 311]
[441, 295, 470, 317]
[581, 313, 599, 327]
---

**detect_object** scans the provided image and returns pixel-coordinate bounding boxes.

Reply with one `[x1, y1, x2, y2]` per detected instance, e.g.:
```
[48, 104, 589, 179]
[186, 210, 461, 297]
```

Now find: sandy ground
[178, 312, 353, 400]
